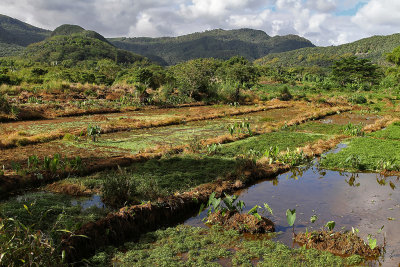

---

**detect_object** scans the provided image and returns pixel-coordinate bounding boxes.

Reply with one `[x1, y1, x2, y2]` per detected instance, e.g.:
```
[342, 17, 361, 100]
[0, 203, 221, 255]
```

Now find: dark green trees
[331, 56, 381, 87]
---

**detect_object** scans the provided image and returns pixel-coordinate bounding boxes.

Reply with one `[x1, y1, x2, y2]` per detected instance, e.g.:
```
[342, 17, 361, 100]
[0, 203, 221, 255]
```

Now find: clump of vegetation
[0, 216, 62, 266]
[101, 168, 140, 207]
[91, 225, 363, 266]
[0, 93, 11, 113]
[227, 121, 252, 136]
[87, 125, 101, 142]
[278, 85, 293, 101]
[342, 122, 364, 136]
[348, 95, 367, 104]
[203, 192, 275, 233]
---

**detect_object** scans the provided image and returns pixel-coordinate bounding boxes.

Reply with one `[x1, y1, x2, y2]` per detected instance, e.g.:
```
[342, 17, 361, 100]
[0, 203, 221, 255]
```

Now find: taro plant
[206, 143, 222, 156]
[325, 221, 336, 231]
[227, 121, 252, 136]
[367, 235, 377, 250]
[204, 192, 245, 217]
[278, 148, 307, 166]
[27, 155, 39, 170]
[286, 209, 296, 233]
[264, 146, 280, 164]
[310, 214, 318, 224]
[247, 203, 273, 221]
[342, 122, 364, 136]
[87, 125, 101, 142]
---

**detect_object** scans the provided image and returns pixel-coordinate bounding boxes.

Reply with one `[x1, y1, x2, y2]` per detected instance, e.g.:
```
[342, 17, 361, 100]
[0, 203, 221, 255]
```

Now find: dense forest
[110, 29, 314, 65]
[256, 33, 400, 67]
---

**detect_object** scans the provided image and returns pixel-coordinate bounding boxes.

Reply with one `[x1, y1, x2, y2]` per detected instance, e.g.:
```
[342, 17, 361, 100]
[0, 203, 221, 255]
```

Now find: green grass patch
[368, 122, 400, 140]
[289, 121, 345, 135]
[0, 192, 112, 240]
[63, 155, 238, 202]
[89, 225, 363, 266]
[219, 131, 326, 157]
[320, 137, 400, 171]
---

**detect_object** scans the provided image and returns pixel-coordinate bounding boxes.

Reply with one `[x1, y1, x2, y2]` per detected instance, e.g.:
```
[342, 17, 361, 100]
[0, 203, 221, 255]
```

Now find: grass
[218, 131, 327, 157]
[320, 137, 400, 171]
[89, 225, 363, 266]
[53, 155, 238, 201]
[368, 121, 400, 140]
[0, 192, 112, 237]
[289, 121, 345, 135]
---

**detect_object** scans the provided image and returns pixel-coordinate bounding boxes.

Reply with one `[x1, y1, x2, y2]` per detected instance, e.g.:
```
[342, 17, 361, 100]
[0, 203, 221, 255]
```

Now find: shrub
[0, 93, 11, 113]
[101, 169, 139, 207]
[348, 95, 367, 104]
[278, 86, 293, 101]
[0, 216, 61, 266]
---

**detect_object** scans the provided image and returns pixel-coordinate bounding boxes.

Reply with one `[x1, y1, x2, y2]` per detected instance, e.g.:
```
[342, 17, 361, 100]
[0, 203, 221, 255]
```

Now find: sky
[1, 0, 400, 46]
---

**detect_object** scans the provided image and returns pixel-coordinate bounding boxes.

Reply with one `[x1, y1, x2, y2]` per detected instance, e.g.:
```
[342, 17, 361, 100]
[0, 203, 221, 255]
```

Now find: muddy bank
[295, 231, 381, 258]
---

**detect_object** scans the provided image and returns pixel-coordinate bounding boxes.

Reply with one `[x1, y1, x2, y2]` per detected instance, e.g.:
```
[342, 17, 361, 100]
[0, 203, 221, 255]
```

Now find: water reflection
[185, 161, 400, 266]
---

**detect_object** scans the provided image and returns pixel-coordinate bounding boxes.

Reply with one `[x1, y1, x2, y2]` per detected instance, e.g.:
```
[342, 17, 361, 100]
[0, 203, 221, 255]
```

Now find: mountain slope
[23, 24, 146, 64]
[0, 14, 50, 46]
[255, 33, 400, 67]
[109, 28, 315, 65]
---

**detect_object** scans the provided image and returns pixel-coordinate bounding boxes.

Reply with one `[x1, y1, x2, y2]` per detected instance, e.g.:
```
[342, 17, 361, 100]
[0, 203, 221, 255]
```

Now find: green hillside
[22, 24, 146, 64]
[0, 14, 50, 46]
[255, 33, 400, 67]
[109, 28, 315, 65]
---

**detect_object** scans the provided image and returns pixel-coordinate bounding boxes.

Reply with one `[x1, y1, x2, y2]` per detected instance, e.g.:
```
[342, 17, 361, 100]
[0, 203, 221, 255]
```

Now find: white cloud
[1, 0, 400, 47]
[352, 0, 400, 34]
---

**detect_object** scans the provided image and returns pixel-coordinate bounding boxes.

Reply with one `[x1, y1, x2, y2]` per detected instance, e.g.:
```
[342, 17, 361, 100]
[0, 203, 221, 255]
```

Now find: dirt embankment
[295, 231, 381, 258]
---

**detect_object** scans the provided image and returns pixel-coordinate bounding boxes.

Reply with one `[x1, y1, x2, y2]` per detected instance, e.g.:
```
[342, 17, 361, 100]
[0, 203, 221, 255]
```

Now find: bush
[348, 95, 367, 104]
[279, 86, 293, 101]
[101, 170, 139, 207]
[0, 217, 61, 266]
[0, 93, 11, 113]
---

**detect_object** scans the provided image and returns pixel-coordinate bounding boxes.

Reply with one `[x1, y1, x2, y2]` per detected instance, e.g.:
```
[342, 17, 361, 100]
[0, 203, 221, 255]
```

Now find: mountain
[0, 14, 50, 46]
[109, 28, 315, 65]
[22, 24, 146, 64]
[0, 14, 50, 57]
[255, 33, 400, 67]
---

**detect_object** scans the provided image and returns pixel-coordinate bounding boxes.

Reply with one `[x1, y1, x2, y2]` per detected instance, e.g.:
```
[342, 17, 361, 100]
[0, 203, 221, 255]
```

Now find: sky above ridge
[1, 0, 399, 46]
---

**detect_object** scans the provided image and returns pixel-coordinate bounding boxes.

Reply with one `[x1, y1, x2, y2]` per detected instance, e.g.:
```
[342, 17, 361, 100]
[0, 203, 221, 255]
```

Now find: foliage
[102, 168, 139, 207]
[279, 85, 293, 101]
[286, 209, 296, 227]
[110, 28, 314, 66]
[227, 121, 252, 136]
[342, 122, 364, 136]
[256, 32, 400, 67]
[0, 93, 11, 113]
[325, 221, 336, 231]
[87, 125, 101, 142]
[0, 216, 62, 266]
[205, 192, 245, 217]
[331, 56, 381, 88]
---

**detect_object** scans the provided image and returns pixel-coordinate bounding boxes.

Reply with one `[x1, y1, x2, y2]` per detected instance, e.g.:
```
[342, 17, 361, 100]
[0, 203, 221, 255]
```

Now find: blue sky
[1, 0, 399, 46]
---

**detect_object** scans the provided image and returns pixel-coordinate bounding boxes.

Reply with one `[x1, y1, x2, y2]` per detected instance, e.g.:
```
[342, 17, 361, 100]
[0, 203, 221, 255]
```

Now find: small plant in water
[286, 209, 296, 233]
[310, 214, 318, 224]
[325, 221, 336, 231]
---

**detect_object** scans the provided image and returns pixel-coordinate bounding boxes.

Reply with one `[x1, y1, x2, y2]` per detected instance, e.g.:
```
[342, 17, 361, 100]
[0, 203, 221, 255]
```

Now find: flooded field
[186, 155, 400, 266]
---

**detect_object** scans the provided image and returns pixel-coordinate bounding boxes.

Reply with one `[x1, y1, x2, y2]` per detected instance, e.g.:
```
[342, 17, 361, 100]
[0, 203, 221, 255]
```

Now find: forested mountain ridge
[0, 14, 50, 45]
[255, 33, 400, 67]
[22, 24, 146, 64]
[109, 28, 315, 65]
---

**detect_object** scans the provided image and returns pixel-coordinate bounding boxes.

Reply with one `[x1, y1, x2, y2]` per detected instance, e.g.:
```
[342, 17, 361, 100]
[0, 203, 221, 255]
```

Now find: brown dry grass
[295, 231, 381, 258]
[362, 116, 400, 133]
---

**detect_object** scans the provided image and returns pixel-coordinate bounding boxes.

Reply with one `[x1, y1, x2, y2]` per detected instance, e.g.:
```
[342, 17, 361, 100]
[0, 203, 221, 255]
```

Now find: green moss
[219, 131, 326, 157]
[320, 137, 400, 171]
[89, 225, 363, 266]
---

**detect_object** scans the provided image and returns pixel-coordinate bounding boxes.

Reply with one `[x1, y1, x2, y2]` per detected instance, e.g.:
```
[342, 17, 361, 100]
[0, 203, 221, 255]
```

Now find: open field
[2, 95, 399, 266]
